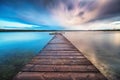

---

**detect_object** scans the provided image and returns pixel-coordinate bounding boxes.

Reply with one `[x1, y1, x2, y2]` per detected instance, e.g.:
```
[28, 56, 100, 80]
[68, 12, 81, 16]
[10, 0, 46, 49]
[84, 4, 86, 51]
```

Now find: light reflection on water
[0, 32, 53, 80]
[0, 32, 53, 56]
[0, 32, 53, 63]
[64, 31, 120, 80]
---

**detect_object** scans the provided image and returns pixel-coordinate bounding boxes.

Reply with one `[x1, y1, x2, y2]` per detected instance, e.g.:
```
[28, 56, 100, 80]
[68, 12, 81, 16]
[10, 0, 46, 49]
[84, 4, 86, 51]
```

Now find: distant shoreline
[0, 29, 120, 32]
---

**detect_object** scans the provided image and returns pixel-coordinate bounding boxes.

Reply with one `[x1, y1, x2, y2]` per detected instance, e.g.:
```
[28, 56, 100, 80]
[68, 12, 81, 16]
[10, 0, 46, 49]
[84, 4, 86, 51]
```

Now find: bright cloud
[0, 20, 34, 29]
[66, 16, 120, 30]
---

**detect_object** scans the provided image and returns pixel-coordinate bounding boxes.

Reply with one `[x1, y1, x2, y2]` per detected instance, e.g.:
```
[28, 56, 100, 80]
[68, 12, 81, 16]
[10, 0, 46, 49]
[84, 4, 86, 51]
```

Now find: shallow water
[0, 32, 53, 80]
[64, 31, 120, 80]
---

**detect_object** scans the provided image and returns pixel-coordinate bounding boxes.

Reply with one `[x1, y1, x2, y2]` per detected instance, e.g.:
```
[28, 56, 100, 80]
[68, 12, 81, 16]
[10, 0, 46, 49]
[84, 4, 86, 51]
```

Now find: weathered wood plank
[40, 50, 80, 53]
[43, 48, 78, 51]
[49, 38, 69, 43]
[22, 65, 99, 72]
[32, 58, 85, 61]
[46, 43, 75, 48]
[29, 59, 92, 65]
[14, 72, 107, 80]
[39, 53, 82, 56]
[31, 58, 87, 61]
[34, 55, 85, 59]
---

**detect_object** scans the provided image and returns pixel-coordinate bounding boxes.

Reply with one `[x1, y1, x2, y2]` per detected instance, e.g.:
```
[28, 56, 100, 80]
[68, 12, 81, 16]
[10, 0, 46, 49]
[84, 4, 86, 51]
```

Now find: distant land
[0, 29, 120, 32]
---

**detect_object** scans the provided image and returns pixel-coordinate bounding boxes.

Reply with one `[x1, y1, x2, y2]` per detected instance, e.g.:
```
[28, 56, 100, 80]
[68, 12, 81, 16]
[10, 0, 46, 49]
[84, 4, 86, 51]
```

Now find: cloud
[0, 20, 35, 29]
[0, 0, 120, 30]
[65, 16, 120, 30]
[50, 0, 112, 27]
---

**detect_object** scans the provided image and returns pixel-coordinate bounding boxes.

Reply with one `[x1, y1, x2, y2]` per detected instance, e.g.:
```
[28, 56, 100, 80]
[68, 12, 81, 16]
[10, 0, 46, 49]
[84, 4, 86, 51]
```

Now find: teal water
[0, 32, 53, 80]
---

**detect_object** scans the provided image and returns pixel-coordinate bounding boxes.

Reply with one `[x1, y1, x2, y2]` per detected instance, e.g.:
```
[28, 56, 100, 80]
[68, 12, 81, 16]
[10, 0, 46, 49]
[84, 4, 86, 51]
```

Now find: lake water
[0, 32, 53, 80]
[0, 31, 120, 80]
[64, 31, 120, 80]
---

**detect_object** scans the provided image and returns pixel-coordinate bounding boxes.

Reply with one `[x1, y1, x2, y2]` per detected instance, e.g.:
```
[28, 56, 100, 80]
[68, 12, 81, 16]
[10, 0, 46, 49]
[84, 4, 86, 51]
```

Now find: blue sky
[0, 0, 120, 30]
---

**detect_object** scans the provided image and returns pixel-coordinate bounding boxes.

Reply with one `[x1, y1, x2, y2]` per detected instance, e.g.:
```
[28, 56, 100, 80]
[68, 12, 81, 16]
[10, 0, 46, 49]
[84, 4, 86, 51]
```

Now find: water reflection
[0, 32, 53, 55]
[64, 31, 120, 80]
[0, 32, 53, 80]
[113, 33, 120, 46]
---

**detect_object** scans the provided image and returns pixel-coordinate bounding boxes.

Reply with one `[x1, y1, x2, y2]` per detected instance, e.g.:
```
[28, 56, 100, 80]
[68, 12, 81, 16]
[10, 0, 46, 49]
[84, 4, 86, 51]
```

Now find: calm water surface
[0, 32, 53, 60]
[0, 32, 53, 80]
[0, 31, 120, 80]
[65, 31, 120, 80]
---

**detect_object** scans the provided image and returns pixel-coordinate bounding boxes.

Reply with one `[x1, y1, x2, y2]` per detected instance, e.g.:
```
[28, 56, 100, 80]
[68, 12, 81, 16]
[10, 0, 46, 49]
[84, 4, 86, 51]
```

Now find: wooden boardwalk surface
[14, 33, 107, 80]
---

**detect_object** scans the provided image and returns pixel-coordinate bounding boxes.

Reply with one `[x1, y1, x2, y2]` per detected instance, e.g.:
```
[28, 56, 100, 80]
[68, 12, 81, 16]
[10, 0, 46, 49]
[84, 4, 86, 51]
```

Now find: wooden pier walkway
[14, 33, 107, 80]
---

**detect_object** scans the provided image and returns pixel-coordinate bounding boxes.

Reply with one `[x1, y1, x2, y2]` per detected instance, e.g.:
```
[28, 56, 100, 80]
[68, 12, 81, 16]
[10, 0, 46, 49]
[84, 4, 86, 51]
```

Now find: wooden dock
[14, 33, 107, 80]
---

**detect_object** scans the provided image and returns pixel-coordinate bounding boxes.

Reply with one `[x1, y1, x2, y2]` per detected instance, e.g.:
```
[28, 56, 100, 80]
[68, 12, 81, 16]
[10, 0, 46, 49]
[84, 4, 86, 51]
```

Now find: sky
[0, 0, 120, 30]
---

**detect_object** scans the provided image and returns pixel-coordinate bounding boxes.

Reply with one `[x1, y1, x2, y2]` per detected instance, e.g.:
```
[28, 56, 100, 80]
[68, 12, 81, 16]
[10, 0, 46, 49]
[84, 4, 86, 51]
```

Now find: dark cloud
[97, 0, 120, 19]
[78, 11, 84, 17]
[105, 0, 120, 15]
[86, 1, 98, 12]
